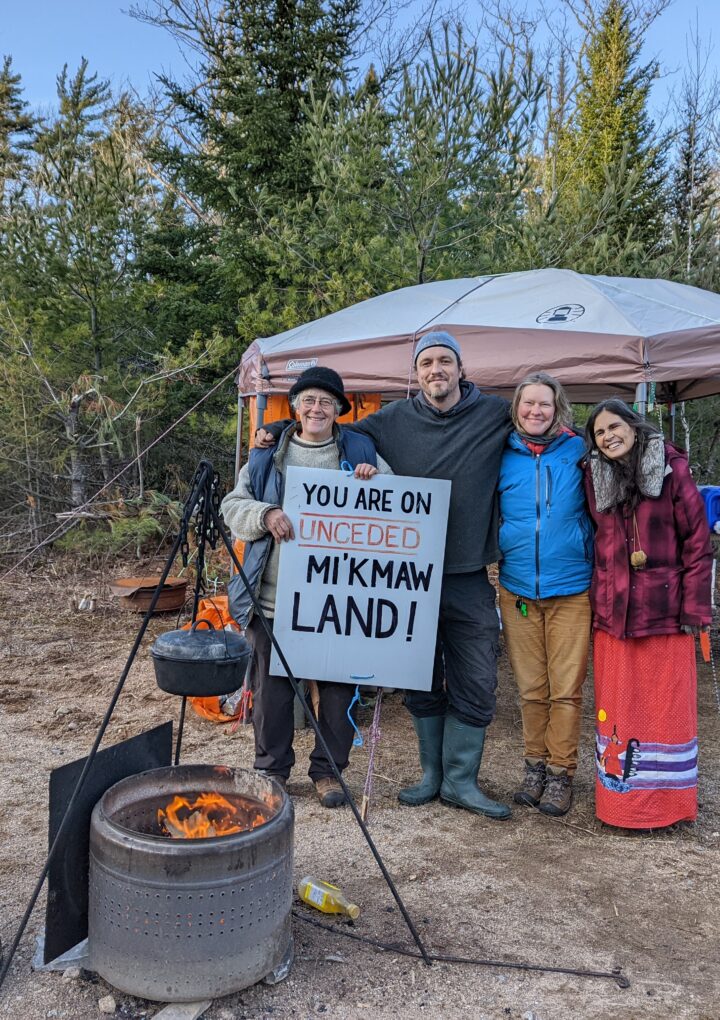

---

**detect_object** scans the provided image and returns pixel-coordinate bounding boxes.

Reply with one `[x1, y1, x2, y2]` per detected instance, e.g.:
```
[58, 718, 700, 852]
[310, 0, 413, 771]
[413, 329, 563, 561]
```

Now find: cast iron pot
[150, 619, 251, 697]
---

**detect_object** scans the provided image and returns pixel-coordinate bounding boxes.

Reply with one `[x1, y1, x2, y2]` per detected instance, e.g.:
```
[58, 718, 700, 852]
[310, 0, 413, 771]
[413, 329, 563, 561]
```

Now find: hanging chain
[179, 462, 222, 567]
[207, 468, 222, 548]
[193, 491, 205, 539]
[190, 469, 222, 550]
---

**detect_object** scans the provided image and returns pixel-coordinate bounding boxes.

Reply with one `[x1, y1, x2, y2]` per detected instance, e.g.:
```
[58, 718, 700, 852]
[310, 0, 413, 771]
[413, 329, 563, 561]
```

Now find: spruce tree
[156, 0, 359, 221]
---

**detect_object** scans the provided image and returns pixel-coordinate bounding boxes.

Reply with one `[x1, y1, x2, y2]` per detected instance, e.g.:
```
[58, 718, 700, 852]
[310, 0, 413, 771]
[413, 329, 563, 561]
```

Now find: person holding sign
[222, 367, 391, 808]
[257, 332, 512, 820]
[497, 373, 592, 817]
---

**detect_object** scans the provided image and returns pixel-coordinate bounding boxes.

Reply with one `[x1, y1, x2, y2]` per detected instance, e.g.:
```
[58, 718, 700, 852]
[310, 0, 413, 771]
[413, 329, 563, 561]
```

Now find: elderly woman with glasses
[222, 367, 391, 808]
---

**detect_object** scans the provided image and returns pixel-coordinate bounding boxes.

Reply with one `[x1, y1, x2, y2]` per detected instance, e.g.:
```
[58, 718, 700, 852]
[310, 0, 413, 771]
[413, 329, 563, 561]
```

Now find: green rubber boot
[398, 715, 445, 806]
[439, 715, 511, 820]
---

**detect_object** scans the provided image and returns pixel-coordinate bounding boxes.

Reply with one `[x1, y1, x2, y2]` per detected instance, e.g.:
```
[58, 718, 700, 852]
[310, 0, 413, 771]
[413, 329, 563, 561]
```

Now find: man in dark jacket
[257, 332, 512, 819]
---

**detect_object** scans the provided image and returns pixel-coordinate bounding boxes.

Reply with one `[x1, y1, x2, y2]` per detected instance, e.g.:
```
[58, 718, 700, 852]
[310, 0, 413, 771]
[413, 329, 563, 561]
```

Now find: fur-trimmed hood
[588, 434, 669, 513]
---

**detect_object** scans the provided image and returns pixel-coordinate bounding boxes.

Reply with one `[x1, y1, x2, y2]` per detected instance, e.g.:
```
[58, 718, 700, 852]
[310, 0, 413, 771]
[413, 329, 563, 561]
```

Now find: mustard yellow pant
[499, 586, 591, 774]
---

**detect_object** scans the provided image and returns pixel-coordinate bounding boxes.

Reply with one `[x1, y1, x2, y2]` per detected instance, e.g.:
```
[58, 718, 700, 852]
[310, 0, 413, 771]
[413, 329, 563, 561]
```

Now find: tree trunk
[679, 402, 691, 458]
[20, 390, 40, 547]
[98, 435, 113, 485]
[65, 395, 88, 508]
[135, 414, 145, 500]
[92, 304, 102, 373]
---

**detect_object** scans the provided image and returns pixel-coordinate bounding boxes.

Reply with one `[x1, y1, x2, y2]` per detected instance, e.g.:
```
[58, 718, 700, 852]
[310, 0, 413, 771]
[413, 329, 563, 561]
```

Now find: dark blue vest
[228, 425, 378, 627]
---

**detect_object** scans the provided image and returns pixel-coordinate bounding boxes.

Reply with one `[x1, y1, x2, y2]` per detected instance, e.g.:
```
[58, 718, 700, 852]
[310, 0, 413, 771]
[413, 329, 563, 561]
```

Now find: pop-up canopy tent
[239, 267, 720, 403]
[234, 268, 720, 468]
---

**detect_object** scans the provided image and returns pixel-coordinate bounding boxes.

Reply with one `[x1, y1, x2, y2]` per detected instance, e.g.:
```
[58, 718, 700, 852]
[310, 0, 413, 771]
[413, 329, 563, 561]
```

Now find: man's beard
[426, 381, 453, 401]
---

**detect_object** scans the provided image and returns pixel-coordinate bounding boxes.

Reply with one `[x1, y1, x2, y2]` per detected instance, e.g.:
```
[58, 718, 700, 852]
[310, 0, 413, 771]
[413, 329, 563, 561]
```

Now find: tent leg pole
[235, 395, 244, 486]
[256, 393, 267, 430]
[634, 383, 647, 417]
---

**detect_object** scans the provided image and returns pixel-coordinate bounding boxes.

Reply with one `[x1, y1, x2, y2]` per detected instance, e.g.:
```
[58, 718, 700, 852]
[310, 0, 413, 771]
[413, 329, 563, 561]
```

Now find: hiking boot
[313, 776, 347, 808]
[539, 770, 573, 817]
[514, 759, 546, 807]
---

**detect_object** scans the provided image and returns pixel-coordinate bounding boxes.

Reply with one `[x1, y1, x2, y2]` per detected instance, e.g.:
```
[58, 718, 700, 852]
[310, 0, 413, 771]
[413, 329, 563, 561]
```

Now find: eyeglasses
[299, 395, 337, 410]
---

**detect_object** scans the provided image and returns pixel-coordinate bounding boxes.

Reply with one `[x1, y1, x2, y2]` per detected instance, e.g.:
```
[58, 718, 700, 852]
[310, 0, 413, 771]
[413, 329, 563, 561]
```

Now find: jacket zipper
[545, 465, 552, 516]
[534, 454, 541, 599]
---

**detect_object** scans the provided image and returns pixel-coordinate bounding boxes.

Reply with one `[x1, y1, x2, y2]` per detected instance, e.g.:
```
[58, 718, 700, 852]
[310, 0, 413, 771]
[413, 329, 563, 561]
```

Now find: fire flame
[157, 791, 271, 839]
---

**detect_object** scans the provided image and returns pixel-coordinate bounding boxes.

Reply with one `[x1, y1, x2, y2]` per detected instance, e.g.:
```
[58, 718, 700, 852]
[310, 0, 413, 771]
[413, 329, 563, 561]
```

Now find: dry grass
[0, 558, 719, 1019]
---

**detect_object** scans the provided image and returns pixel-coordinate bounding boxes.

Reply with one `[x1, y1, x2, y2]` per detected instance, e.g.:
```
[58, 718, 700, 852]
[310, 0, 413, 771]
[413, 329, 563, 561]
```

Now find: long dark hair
[585, 399, 663, 509]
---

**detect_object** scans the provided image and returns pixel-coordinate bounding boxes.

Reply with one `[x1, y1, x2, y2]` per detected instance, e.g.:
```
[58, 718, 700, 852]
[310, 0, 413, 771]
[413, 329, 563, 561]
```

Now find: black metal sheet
[45, 722, 173, 964]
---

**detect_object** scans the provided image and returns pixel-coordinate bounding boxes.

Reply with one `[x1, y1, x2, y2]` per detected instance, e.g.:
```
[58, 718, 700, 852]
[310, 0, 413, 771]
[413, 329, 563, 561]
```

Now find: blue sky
[3, 1, 183, 110]
[4, 0, 720, 116]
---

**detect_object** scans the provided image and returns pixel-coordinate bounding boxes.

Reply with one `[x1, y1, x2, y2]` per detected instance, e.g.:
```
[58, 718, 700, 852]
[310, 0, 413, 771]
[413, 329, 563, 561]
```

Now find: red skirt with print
[593, 630, 697, 829]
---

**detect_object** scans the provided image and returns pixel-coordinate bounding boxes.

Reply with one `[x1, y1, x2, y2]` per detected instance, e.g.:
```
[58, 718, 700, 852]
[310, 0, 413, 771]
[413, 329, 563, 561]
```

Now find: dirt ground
[1, 560, 719, 1020]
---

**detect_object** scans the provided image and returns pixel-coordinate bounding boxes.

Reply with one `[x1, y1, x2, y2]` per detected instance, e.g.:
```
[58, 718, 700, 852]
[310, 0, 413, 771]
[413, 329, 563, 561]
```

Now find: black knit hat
[288, 366, 351, 416]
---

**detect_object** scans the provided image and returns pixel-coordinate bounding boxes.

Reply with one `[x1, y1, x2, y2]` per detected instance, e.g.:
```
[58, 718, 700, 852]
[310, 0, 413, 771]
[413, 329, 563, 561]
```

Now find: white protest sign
[269, 467, 450, 690]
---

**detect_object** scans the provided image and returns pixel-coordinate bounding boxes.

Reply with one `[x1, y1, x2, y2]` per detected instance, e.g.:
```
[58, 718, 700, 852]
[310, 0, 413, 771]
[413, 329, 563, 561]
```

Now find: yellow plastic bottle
[297, 876, 360, 919]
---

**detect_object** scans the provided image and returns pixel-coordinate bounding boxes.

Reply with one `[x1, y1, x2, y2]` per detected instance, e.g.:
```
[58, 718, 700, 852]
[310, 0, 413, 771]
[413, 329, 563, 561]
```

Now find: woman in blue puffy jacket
[498, 372, 593, 817]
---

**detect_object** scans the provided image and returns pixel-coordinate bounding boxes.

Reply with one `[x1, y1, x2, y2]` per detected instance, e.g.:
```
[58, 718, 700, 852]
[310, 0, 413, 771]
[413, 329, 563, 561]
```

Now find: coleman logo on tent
[286, 358, 318, 372]
[536, 304, 585, 324]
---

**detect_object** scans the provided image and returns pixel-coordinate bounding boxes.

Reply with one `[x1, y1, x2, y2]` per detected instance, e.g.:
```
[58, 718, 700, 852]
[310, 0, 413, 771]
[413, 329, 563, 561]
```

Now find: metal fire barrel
[88, 765, 293, 1002]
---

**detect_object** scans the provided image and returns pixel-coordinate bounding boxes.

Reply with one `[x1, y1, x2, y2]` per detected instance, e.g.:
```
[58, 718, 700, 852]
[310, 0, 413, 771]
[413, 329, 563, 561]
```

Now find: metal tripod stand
[0, 460, 430, 995]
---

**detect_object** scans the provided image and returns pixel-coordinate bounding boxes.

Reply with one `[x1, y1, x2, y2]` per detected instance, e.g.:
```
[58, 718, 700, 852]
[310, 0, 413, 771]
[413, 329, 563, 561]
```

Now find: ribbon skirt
[593, 630, 698, 829]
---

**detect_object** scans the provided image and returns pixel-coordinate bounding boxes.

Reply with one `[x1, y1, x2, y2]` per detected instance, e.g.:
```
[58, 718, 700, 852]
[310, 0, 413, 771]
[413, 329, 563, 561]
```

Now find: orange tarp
[246, 392, 381, 442]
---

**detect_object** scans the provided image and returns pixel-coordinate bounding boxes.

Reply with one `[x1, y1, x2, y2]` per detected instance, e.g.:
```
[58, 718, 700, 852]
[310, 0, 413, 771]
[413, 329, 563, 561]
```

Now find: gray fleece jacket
[265, 383, 511, 573]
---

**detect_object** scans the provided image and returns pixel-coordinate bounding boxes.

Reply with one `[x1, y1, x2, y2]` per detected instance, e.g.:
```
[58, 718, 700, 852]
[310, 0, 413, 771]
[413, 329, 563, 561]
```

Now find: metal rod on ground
[293, 910, 631, 988]
[213, 504, 433, 967]
[0, 464, 212, 994]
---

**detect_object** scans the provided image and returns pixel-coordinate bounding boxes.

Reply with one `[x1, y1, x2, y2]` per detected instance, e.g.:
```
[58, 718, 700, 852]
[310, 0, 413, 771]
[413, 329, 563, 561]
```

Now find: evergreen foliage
[0, 55, 35, 194]
[1, 0, 719, 558]
[550, 0, 667, 265]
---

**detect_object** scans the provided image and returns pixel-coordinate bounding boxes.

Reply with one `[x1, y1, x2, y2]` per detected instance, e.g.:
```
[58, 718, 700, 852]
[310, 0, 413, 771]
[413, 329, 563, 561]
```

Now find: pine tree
[0, 62, 164, 506]
[247, 21, 543, 320]
[665, 33, 719, 286]
[553, 0, 667, 257]
[28, 62, 153, 374]
[0, 55, 34, 197]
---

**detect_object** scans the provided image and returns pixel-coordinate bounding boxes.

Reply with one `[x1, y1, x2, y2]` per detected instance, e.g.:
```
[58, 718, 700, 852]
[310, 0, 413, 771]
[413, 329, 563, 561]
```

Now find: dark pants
[246, 616, 357, 781]
[404, 569, 500, 728]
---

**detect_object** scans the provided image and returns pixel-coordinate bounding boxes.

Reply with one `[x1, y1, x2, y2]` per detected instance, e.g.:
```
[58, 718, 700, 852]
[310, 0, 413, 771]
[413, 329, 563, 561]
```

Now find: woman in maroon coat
[584, 399, 712, 829]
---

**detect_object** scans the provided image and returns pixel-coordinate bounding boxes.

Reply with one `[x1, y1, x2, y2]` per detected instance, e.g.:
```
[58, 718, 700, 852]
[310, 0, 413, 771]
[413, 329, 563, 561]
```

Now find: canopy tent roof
[238, 268, 720, 403]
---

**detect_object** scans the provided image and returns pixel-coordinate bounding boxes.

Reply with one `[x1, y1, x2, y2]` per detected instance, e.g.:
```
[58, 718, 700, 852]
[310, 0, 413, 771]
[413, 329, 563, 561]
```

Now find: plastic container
[297, 876, 360, 919]
[699, 485, 720, 530]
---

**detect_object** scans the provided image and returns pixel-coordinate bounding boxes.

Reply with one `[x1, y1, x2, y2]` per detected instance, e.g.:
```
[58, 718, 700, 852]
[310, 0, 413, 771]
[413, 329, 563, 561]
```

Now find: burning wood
[157, 791, 272, 839]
